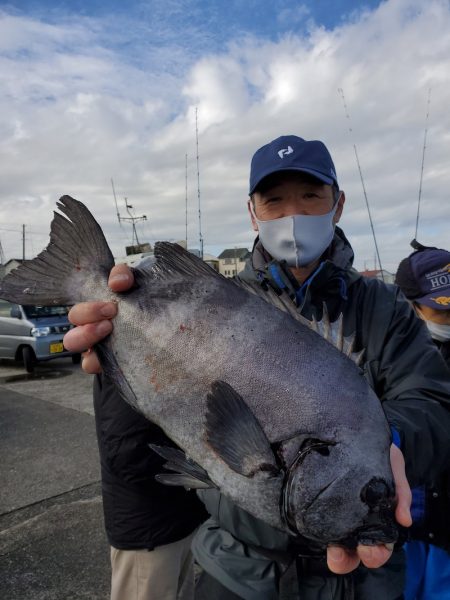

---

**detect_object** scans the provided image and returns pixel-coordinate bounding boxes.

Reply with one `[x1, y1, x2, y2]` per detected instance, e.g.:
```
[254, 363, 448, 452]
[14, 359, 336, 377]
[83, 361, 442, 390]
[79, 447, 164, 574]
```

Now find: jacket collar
[238, 227, 361, 319]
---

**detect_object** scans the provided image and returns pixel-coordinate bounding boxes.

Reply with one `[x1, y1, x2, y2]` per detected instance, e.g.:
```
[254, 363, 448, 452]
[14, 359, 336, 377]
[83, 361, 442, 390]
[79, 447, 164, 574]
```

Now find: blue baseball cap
[395, 247, 450, 310]
[249, 135, 339, 194]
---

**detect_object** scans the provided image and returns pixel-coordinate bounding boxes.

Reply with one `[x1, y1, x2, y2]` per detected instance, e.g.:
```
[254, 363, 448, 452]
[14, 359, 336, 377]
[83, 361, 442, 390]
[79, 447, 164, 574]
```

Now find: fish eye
[299, 438, 333, 458]
[312, 445, 330, 457]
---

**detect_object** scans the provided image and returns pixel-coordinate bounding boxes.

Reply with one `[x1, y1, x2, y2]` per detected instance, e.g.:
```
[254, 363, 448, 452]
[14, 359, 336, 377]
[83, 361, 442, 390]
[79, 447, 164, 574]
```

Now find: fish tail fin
[0, 195, 114, 306]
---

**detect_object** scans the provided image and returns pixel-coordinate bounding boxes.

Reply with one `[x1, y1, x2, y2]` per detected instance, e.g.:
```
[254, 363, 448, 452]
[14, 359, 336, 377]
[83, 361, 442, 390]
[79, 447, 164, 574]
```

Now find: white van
[0, 300, 81, 373]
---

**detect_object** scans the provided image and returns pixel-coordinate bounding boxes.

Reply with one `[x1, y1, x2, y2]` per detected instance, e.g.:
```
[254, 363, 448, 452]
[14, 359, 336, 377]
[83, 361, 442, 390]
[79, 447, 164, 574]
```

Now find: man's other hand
[327, 444, 412, 574]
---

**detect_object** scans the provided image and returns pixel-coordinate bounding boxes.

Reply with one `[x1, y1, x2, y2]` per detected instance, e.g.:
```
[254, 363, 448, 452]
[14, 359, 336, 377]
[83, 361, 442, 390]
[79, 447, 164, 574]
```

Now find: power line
[338, 87, 384, 282]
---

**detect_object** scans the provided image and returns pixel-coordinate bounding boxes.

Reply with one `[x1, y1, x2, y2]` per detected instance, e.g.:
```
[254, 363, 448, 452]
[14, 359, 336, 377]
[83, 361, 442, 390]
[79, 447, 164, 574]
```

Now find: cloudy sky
[1, 0, 449, 272]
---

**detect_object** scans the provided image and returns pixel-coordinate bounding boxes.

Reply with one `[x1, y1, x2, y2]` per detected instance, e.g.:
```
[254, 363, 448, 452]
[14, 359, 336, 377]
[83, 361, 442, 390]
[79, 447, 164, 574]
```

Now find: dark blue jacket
[94, 374, 206, 550]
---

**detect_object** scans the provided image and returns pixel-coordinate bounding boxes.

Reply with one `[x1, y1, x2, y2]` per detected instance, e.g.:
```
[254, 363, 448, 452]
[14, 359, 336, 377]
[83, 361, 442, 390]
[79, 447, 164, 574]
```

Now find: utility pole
[22, 224, 25, 261]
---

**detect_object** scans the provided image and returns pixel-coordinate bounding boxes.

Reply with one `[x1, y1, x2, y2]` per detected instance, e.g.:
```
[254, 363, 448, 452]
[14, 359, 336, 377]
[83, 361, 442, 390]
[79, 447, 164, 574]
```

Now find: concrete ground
[0, 358, 110, 599]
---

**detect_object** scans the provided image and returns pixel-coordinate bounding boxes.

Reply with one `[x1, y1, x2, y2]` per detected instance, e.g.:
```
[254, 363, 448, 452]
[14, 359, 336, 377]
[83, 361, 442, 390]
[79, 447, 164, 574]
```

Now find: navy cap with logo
[395, 247, 450, 310]
[249, 135, 339, 195]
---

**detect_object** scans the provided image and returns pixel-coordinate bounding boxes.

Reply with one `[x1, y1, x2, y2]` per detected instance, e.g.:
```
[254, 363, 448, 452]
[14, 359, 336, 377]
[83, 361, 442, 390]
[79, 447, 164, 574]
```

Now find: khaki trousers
[110, 531, 196, 600]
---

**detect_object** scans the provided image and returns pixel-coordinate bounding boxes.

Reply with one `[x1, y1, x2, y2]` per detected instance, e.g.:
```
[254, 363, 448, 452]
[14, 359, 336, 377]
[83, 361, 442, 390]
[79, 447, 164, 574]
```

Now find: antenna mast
[0, 236, 5, 265]
[414, 88, 432, 241]
[185, 153, 188, 248]
[195, 107, 204, 259]
[338, 88, 384, 281]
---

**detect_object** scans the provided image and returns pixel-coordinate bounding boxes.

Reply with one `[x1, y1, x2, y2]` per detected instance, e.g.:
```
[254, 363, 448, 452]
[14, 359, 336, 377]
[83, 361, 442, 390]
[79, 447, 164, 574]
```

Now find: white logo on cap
[278, 146, 293, 158]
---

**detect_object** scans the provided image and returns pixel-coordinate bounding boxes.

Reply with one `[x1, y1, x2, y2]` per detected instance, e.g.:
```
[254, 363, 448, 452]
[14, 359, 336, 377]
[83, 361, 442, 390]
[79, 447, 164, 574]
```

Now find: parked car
[0, 300, 81, 373]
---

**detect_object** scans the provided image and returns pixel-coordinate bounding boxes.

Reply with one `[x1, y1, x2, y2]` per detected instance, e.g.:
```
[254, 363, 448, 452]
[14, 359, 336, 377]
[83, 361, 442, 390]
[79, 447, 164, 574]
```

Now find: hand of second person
[63, 264, 135, 373]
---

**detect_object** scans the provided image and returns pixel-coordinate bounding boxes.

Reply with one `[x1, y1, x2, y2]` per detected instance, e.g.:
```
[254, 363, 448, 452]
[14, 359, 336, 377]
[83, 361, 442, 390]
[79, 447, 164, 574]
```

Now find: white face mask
[252, 203, 339, 268]
[424, 321, 450, 343]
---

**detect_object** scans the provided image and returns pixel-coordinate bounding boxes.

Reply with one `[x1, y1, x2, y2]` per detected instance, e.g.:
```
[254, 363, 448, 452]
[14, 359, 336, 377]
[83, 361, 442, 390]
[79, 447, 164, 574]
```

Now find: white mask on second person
[253, 202, 339, 268]
[423, 320, 450, 343]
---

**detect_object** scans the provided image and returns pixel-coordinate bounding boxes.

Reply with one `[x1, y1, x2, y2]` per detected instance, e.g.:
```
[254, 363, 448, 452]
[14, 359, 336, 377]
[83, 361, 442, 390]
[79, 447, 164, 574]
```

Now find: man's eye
[265, 197, 281, 203]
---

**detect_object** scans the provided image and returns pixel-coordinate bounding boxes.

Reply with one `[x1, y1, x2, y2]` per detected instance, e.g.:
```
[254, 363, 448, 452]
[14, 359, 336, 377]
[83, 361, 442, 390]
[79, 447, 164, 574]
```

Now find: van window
[0, 300, 13, 317]
[23, 305, 70, 319]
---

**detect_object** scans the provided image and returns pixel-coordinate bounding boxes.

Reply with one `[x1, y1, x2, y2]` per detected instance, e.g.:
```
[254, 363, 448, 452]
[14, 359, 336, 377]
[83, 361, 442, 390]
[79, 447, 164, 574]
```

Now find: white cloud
[0, 0, 449, 275]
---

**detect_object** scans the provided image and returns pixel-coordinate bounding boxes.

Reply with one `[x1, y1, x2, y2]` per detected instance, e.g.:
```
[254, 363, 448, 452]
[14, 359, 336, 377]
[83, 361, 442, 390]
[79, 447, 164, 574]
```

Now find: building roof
[360, 268, 393, 278]
[203, 253, 219, 262]
[218, 248, 251, 260]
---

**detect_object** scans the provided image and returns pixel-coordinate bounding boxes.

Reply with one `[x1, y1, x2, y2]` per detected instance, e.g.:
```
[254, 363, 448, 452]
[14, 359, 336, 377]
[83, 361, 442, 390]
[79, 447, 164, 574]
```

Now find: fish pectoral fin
[155, 474, 213, 490]
[149, 444, 216, 489]
[205, 380, 279, 478]
[95, 341, 140, 412]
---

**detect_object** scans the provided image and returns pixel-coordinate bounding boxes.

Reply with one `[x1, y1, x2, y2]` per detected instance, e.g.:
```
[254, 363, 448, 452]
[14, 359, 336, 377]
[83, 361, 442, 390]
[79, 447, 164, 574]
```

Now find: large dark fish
[0, 196, 397, 547]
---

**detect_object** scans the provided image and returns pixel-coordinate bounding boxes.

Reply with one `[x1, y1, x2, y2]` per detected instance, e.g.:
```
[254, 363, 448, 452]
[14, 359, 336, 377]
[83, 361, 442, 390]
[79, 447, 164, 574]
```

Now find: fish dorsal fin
[310, 303, 364, 366]
[234, 279, 363, 366]
[149, 242, 223, 281]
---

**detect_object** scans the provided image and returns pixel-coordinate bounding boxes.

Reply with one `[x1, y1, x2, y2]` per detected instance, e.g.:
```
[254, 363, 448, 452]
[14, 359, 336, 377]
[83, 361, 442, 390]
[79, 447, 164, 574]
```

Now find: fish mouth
[280, 444, 398, 545]
[336, 508, 399, 548]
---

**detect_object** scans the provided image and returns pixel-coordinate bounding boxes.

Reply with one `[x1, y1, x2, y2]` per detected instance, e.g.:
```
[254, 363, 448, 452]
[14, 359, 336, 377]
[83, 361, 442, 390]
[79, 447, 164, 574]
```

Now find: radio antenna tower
[414, 88, 432, 242]
[122, 198, 147, 246]
[338, 88, 384, 281]
[195, 107, 204, 259]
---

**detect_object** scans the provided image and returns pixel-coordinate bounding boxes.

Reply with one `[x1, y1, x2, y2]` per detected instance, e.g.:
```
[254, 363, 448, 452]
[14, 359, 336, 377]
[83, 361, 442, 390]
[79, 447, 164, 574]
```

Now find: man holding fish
[47, 136, 450, 598]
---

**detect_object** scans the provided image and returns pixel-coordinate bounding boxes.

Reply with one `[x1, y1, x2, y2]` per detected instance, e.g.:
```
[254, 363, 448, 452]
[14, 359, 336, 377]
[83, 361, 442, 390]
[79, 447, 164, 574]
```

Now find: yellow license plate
[50, 342, 64, 354]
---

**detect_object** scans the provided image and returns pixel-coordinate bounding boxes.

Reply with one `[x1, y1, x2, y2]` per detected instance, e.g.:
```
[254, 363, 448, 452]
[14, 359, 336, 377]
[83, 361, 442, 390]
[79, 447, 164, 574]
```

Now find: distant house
[359, 269, 395, 284]
[202, 253, 219, 272]
[0, 259, 29, 279]
[218, 248, 251, 278]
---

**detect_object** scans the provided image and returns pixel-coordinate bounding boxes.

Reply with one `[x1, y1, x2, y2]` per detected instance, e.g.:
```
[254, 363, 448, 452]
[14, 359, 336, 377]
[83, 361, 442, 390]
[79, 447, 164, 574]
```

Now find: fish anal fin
[155, 474, 213, 489]
[149, 444, 216, 489]
[205, 380, 278, 478]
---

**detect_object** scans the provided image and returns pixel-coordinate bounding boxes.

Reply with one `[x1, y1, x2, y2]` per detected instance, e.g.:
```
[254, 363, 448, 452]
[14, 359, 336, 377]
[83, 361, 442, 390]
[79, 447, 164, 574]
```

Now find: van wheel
[71, 353, 82, 365]
[23, 347, 36, 373]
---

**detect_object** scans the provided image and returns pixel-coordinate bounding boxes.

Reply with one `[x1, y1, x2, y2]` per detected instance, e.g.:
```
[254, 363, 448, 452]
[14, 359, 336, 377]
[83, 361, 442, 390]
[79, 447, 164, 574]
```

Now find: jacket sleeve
[365, 285, 450, 488]
[93, 374, 174, 486]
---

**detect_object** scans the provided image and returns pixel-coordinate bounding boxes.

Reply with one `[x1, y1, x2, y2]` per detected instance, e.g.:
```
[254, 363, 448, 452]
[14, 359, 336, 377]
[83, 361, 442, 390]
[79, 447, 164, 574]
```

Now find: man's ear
[333, 191, 346, 224]
[248, 199, 259, 232]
